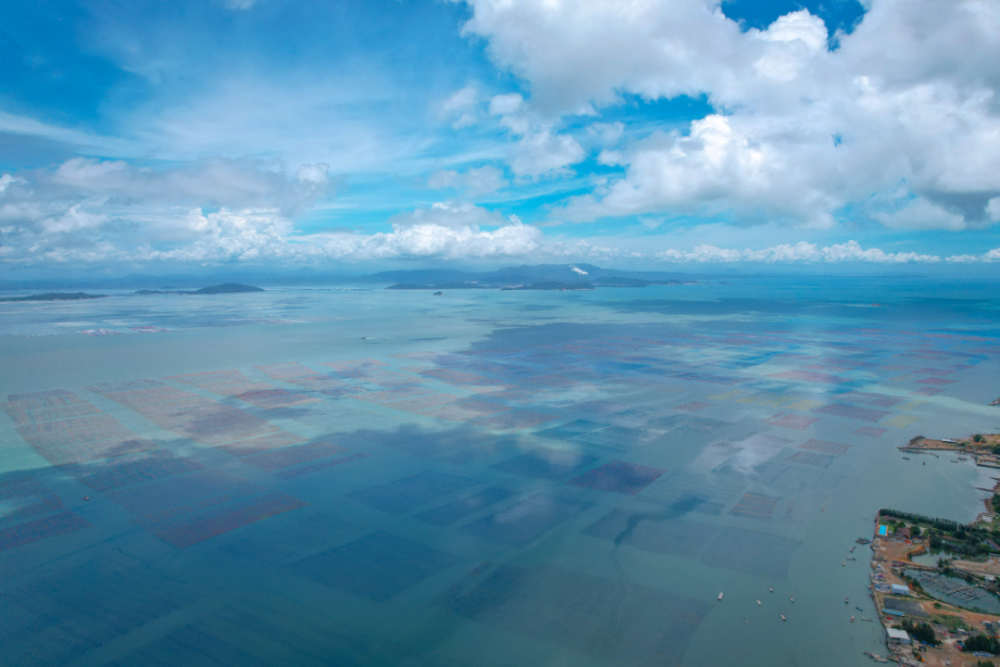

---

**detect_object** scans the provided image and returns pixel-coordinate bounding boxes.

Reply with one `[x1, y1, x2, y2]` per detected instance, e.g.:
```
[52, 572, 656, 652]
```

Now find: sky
[1, 0, 999, 275]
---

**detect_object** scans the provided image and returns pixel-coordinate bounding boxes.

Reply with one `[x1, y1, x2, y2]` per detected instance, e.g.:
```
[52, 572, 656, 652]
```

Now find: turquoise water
[1, 277, 999, 666]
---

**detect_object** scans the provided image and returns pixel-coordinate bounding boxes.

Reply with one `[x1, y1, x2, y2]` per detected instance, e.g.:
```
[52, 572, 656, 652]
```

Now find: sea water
[1, 276, 999, 667]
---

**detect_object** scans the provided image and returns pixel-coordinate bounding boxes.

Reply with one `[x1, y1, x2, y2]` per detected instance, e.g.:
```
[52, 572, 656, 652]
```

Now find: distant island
[388, 277, 686, 291]
[0, 292, 107, 303]
[501, 281, 595, 291]
[135, 284, 264, 295]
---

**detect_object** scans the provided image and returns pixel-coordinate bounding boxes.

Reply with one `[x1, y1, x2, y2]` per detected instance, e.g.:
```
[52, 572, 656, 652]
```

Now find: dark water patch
[416, 487, 518, 526]
[460, 492, 592, 547]
[219, 511, 363, 564]
[291, 531, 461, 602]
[583, 508, 720, 559]
[347, 469, 479, 515]
[699, 527, 803, 580]
[492, 446, 598, 481]
[441, 563, 712, 667]
[0, 556, 193, 666]
[639, 471, 746, 516]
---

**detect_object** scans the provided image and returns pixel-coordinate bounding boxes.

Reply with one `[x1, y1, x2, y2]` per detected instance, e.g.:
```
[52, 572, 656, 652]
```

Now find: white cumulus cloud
[428, 165, 508, 197]
[458, 0, 1000, 230]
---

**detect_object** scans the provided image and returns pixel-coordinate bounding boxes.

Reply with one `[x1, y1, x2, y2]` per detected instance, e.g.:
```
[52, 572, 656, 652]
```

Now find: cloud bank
[459, 0, 1000, 230]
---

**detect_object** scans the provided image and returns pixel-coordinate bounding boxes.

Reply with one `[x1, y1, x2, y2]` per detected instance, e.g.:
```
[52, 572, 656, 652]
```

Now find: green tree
[901, 620, 940, 645]
[963, 634, 1000, 654]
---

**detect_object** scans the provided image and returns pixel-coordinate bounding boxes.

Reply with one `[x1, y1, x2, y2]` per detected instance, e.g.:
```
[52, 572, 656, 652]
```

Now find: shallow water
[1, 276, 999, 666]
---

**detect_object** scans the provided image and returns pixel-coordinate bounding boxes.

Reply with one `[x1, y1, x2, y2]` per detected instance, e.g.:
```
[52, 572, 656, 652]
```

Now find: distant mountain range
[134, 284, 265, 295]
[0, 264, 697, 291]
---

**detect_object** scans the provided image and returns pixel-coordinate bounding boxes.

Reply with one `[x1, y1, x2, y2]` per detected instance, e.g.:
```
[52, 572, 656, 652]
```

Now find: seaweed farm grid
[1, 290, 999, 667]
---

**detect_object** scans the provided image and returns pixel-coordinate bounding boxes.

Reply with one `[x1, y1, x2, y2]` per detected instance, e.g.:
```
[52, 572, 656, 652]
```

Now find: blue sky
[1, 0, 999, 274]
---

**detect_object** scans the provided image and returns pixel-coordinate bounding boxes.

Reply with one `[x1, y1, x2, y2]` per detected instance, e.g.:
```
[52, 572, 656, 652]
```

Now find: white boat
[780, 614, 787, 621]
[789, 597, 794, 603]
[757, 600, 762, 606]
[718, 592, 724, 601]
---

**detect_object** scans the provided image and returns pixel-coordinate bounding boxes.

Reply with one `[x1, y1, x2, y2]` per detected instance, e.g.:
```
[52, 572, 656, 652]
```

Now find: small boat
[850, 546, 856, 553]
[744, 619, 749, 624]
[757, 600, 762, 606]
[841, 562, 846, 566]
[769, 587, 773, 593]
[856, 606, 864, 612]
[780, 614, 787, 621]
[718, 592, 724, 601]
[850, 616, 855, 623]
[862, 617, 873, 622]
[82, 496, 90, 501]
[845, 597, 849, 604]
[902, 456, 910, 460]
[789, 597, 795, 603]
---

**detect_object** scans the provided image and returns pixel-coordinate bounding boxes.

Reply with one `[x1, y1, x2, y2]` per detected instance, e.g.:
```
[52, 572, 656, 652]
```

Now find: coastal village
[867, 433, 1000, 666]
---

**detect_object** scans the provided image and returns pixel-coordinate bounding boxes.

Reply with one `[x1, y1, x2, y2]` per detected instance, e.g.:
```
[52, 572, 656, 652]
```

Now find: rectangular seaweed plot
[150, 491, 308, 548]
[219, 511, 362, 564]
[235, 388, 320, 409]
[3, 402, 100, 425]
[102, 603, 374, 667]
[418, 399, 511, 422]
[853, 426, 887, 438]
[442, 564, 712, 667]
[256, 361, 321, 379]
[215, 431, 305, 456]
[219, 512, 362, 565]
[767, 370, 850, 384]
[0, 510, 89, 552]
[105, 468, 253, 513]
[784, 451, 835, 468]
[639, 470, 745, 515]
[242, 440, 350, 471]
[385, 393, 460, 413]
[322, 358, 388, 376]
[65, 450, 206, 492]
[460, 493, 592, 547]
[582, 508, 721, 559]
[492, 447, 598, 481]
[352, 386, 436, 405]
[276, 452, 370, 480]
[472, 410, 558, 431]
[91, 381, 290, 447]
[812, 403, 891, 423]
[768, 414, 819, 430]
[441, 440, 521, 466]
[0, 477, 63, 525]
[800, 438, 852, 456]
[416, 487, 517, 526]
[348, 469, 479, 515]
[699, 527, 803, 579]
[367, 425, 496, 459]
[574, 426, 663, 452]
[291, 530, 461, 601]
[32, 438, 160, 467]
[535, 420, 607, 441]
[728, 492, 780, 521]
[567, 460, 665, 496]
[0, 557, 190, 667]
[751, 460, 844, 497]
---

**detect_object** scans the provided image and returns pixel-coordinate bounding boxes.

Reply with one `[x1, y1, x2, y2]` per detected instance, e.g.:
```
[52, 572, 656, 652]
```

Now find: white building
[887, 628, 911, 645]
[891, 584, 911, 595]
